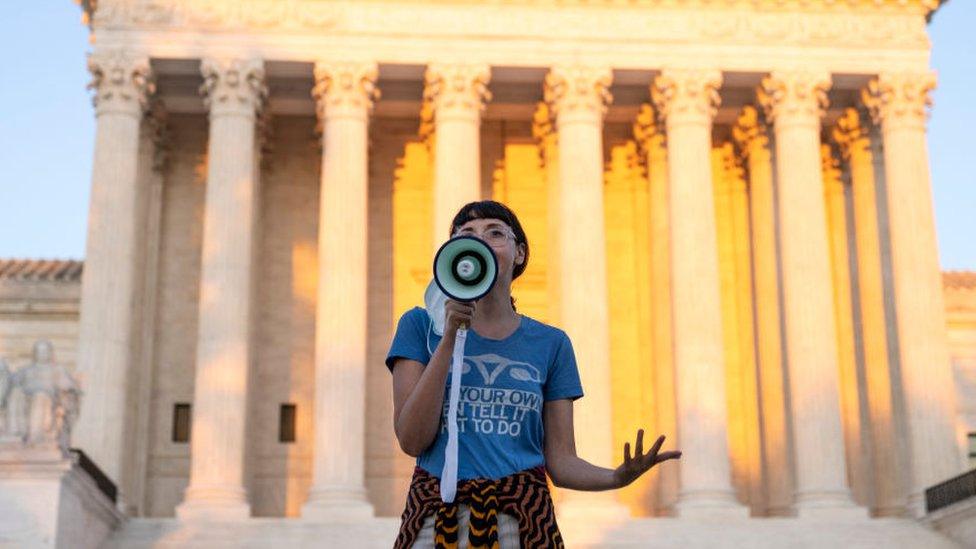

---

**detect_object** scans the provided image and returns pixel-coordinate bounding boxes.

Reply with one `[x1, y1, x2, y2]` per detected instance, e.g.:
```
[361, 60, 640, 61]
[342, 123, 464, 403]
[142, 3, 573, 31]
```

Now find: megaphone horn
[432, 235, 499, 303]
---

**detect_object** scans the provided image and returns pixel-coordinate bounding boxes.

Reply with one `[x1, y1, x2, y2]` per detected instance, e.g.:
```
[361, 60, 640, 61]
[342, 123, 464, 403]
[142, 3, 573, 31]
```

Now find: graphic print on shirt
[441, 353, 544, 439]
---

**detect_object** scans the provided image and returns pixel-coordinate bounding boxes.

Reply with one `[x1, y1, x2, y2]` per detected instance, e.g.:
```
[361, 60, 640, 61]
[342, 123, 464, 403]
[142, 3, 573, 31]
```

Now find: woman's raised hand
[444, 299, 476, 334]
[612, 430, 682, 489]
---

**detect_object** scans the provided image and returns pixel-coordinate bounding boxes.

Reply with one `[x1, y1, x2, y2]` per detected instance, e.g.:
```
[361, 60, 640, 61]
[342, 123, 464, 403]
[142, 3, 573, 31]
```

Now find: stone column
[532, 102, 562, 327]
[544, 66, 628, 519]
[73, 50, 154, 506]
[634, 104, 679, 515]
[733, 107, 792, 516]
[821, 142, 873, 511]
[424, 64, 490, 245]
[652, 69, 744, 516]
[862, 72, 962, 516]
[302, 61, 379, 520]
[176, 58, 267, 520]
[832, 109, 904, 515]
[727, 147, 764, 514]
[757, 71, 860, 517]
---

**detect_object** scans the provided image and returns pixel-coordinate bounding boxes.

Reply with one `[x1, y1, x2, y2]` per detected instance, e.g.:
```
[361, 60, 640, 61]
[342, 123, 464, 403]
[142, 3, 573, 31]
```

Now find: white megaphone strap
[439, 326, 467, 503]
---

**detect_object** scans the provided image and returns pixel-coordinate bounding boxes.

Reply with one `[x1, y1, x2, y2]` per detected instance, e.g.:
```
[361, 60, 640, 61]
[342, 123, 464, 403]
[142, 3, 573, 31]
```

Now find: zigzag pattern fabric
[394, 465, 564, 548]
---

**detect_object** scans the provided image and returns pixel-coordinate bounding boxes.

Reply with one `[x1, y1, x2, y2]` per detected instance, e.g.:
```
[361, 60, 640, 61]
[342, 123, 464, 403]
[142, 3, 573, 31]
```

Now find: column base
[176, 485, 250, 521]
[675, 489, 749, 519]
[301, 485, 375, 522]
[795, 490, 867, 520]
[555, 491, 631, 524]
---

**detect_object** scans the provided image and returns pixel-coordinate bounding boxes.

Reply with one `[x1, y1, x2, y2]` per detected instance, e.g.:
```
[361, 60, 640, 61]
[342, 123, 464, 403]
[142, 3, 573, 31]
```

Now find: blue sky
[1, 3, 973, 269]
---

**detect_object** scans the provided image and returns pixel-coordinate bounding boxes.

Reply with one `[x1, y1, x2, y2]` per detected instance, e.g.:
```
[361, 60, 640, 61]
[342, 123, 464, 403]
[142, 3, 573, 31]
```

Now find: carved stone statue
[0, 341, 82, 454]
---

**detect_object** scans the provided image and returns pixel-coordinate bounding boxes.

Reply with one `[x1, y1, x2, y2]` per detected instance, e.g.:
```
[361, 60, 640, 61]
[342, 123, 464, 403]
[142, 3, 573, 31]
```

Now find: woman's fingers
[634, 429, 644, 459]
[656, 450, 682, 463]
[624, 441, 632, 464]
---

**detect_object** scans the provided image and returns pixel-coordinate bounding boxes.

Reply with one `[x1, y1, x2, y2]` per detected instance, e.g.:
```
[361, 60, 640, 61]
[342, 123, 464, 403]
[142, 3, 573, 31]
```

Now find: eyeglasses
[453, 227, 515, 247]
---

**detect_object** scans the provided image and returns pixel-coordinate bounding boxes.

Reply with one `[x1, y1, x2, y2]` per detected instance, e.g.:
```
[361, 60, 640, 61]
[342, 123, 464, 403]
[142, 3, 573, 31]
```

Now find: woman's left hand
[612, 430, 682, 489]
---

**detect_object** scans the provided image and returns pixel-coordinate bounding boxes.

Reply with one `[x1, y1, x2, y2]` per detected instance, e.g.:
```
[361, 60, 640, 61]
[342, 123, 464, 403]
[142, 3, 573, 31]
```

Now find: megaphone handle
[440, 325, 467, 503]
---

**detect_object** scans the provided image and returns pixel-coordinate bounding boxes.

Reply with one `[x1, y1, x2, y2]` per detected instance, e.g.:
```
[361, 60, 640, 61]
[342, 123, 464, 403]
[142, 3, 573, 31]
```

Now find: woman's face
[453, 218, 525, 284]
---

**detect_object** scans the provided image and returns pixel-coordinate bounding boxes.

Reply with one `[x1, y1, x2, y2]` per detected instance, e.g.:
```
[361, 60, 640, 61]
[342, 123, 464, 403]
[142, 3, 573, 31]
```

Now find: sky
[0, 3, 973, 270]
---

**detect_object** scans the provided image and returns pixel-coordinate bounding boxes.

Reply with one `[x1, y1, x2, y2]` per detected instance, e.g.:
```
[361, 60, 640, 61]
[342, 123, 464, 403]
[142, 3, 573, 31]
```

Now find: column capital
[146, 97, 171, 173]
[861, 72, 936, 131]
[312, 61, 379, 122]
[531, 101, 555, 167]
[821, 143, 845, 196]
[423, 63, 491, 122]
[543, 65, 613, 124]
[732, 106, 769, 158]
[87, 49, 154, 117]
[831, 107, 870, 162]
[651, 69, 722, 127]
[199, 58, 267, 119]
[632, 103, 665, 177]
[757, 71, 830, 127]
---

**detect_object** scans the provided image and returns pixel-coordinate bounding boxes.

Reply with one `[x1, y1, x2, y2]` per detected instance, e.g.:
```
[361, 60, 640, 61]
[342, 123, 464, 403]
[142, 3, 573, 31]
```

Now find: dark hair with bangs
[450, 201, 530, 311]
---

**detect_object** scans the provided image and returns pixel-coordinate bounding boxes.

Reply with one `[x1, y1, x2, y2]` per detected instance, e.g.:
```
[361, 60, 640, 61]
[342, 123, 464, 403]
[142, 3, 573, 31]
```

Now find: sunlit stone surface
[1, 0, 974, 546]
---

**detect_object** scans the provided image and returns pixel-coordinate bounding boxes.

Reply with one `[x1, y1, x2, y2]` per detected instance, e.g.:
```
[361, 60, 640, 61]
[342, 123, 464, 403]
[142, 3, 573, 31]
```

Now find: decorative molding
[820, 142, 845, 194]
[311, 61, 380, 122]
[199, 58, 267, 118]
[631, 103, 665, 176]
[531, 101, 555, 167]
[651, 69, 721, 125]
[862, 72, 936, 131]
[423, 63, 491, 120]
[87, 49, 154, 116]
[543, 65, 613, 122]
[145, 97, 170, 172]
[757, 71, 830, 126]
[417, 98, 436, 153]
[89, 1, 935, 52]
[732, 105, 770, 161]
[831, 107, 871, 162]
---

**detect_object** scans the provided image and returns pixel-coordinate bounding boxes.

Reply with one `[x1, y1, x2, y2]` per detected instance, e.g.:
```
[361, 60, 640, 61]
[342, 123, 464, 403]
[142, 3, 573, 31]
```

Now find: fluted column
[821, 142, 872, 511]
[862, 73, 962, 516]
[833, 109, 905, 515]
[177, 58, 267, 520]
[301, 62, 379, 520]
[652, 69, 744, 516]
[758, 71, 860, 517]
[533, 102, 562, 327]
[73, 50, 154, 506]
[424, 64, 490, 245]
[544, 66, 628, 519]
[634, 104, 679, 515]
[732, 107, 792, 516]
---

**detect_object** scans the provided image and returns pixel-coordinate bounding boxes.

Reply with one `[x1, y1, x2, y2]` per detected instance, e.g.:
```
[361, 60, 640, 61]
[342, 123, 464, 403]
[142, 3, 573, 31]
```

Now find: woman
[386, 200, 681, 548]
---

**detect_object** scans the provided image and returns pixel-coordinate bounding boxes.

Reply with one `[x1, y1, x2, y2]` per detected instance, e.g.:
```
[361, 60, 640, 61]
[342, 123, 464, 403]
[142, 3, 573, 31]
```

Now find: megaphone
[425, 236, 498, 335]
[433, 235, 499, 303]
[425, 235, 499, 505]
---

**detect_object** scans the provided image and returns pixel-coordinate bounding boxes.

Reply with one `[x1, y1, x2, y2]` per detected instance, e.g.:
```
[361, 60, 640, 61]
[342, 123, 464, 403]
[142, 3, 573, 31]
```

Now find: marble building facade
[5, 0, 973, 544]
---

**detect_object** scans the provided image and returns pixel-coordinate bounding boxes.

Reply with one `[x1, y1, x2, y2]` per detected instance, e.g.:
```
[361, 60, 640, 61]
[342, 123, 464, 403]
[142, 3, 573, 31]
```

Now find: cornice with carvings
[87, 1, 933, 51]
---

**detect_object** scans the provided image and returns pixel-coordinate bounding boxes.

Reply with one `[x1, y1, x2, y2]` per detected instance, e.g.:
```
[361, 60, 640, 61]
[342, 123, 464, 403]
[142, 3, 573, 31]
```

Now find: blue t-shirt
[385, 306, 584, 481]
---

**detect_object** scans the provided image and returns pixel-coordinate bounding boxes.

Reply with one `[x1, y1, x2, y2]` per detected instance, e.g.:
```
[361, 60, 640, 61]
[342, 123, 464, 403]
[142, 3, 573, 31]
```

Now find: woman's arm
[542, 399, 619, 491]
[391, 330, 457, 457]
[543, 399, 681, 491]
